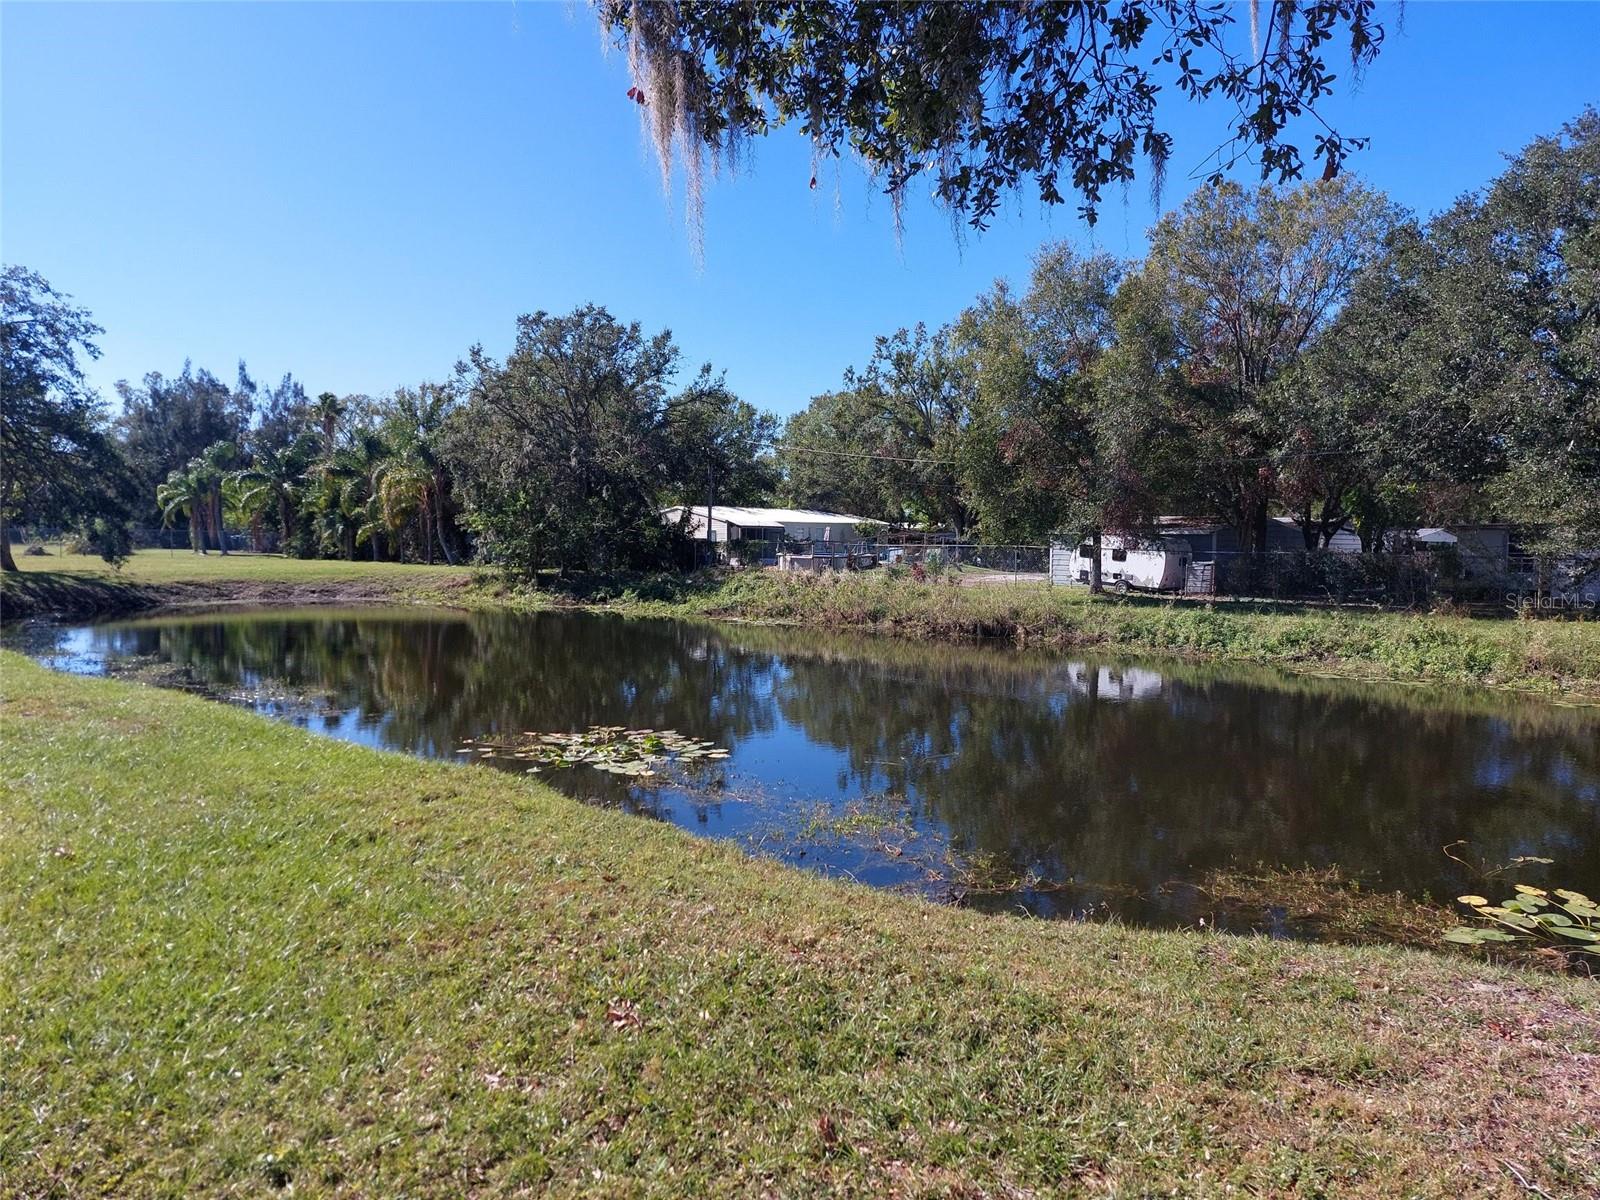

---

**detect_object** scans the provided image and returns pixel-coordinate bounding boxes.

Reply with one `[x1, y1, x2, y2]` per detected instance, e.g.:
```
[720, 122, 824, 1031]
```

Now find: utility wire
[782, 443, 958, 465]
[781, 440, 1387, 469]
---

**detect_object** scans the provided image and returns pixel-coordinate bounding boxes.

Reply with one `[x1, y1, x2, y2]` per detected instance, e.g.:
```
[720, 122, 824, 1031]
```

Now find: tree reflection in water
[28, 607, 1600, 933]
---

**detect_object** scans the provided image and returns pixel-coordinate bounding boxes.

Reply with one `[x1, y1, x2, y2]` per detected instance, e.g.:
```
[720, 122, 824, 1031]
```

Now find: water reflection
[14, 608, 1599, 930]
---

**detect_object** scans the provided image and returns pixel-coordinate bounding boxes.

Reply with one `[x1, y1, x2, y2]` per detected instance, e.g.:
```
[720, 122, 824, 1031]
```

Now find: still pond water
[15, 607, 1600, 935]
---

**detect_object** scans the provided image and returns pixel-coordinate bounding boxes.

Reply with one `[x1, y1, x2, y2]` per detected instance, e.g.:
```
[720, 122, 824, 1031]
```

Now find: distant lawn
[9, 547, 471, 585]
[2, 652, 1597, 1197]
[1, 550, 476, 619]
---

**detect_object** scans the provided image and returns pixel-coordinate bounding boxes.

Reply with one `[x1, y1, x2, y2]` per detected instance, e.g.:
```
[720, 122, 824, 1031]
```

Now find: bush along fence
[693, 538, 1047, 577]
[708, 536, 1599, 613]
[1194, 551, 1598, 612]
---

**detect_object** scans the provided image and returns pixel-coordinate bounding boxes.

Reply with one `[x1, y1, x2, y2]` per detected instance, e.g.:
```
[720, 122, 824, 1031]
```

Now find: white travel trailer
[1049, 534, 1192, 593]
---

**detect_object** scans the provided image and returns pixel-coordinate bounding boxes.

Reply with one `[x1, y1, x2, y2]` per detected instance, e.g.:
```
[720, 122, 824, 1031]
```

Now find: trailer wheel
[1113, 579, 1130, 596]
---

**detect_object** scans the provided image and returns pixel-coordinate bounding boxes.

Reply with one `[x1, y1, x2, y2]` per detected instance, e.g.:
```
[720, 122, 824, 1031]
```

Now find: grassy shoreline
[3, 652, 1598, 1196]
[5, 551, 1600, 699]
[605, 570, 1600, 700]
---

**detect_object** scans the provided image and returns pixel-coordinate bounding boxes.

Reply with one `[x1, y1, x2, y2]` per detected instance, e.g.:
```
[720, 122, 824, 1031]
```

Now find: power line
[780, 440, 1387, 470]
[783, 443, 959, 466]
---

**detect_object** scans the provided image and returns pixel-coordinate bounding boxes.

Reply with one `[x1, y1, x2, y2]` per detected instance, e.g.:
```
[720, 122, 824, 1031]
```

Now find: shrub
[67, 518, 133, 568]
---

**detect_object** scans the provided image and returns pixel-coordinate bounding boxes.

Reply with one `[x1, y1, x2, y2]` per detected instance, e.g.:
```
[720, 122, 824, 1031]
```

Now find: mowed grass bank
[2, 653, 1598, 1197]
[629, 570, 1600, 699]
[0, 550, 474, 619]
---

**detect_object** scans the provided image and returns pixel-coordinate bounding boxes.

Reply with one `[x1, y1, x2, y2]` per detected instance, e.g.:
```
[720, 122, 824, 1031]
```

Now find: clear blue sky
[3, 1, 1597, 418]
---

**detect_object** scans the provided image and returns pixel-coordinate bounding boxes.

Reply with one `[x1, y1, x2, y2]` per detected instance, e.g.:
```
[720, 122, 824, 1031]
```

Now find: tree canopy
[598, 0, 1386, 241]
[779, 116, 1597, 564]
[0, 266, 131, 569]
[1131, 175, 1402, 549]
[443, 305, 758, 576]
[1328, 109, 1600, 554]
[115, 363, 254, 524]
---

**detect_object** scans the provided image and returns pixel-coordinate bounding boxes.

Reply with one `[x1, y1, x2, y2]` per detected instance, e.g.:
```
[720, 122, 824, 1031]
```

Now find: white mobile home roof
[662, 505, 866, 527]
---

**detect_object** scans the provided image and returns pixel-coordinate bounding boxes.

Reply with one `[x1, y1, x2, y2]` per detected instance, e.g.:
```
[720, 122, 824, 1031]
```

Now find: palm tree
[196, 440, 240, 554]
[233, 438, 313, 553]
[223, 473, 270, 552]
[385, 384, 459, 564]
[369, 454, 434, 562]
[314, 392, 346, 454]
[156, 465, 208, 553]
[308, 433, 385, 561]
[305, 466, 357, 561]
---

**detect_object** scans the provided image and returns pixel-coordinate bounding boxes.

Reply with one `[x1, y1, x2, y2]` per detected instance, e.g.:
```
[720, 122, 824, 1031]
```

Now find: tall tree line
[4, 111, 1593, 577]
[777, 111, 1600, 561]
[1, 287, 774, 577]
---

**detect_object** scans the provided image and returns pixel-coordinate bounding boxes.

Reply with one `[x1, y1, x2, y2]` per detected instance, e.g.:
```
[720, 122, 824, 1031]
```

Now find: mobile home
[659, 505, 866, 562]
[1049, 534, 1192, 593]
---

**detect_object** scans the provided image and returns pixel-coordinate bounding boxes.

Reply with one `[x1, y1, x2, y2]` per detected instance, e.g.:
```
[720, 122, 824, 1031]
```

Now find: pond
[12, 607, 1600, 936]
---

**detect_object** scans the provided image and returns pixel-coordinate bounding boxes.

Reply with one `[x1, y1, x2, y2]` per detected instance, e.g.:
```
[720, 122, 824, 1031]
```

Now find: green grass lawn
[1, 550, 475, 620]
[3, 652, 1597, 1197]
[9, 547, 473, 585]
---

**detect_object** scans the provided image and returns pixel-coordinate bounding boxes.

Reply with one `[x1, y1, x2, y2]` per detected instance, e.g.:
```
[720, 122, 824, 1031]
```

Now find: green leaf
[1550, 926, 1600, 942]
[1442, 927, 1519, 945]
[1492, 912, 1539, 930]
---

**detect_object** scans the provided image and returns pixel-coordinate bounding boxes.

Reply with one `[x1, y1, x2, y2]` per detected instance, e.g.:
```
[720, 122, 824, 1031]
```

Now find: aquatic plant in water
[1444, 885, 1600, 958]
[457, 726, 728, 779]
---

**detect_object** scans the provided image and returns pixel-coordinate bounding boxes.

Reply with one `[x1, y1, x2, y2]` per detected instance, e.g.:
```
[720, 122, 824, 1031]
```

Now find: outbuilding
[660, 505, 867, 555]
[1049, 534, 1193, 593]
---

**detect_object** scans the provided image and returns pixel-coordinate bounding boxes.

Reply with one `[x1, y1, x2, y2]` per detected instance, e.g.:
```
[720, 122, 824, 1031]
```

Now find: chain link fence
[9, 524, 253, 556]
[1180, 549, 1585, 609]
[706, 539, 1049, 584]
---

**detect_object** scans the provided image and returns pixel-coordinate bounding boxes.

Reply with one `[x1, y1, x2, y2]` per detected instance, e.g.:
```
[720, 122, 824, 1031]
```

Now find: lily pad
[455, 725, 729, 781]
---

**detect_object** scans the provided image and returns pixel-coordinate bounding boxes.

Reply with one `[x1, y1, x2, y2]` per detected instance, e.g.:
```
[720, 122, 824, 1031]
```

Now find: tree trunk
[279, 496, 294, 554]
[213, 489, 229, 555]
[1089, 529, 1103, 594]
[0, 513, 17, 572]
[191, 508, 206, 553]
[1239, 500, 1270, 554]
[432, 479, 456, 565]
[1354, 512, 1385, 555]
